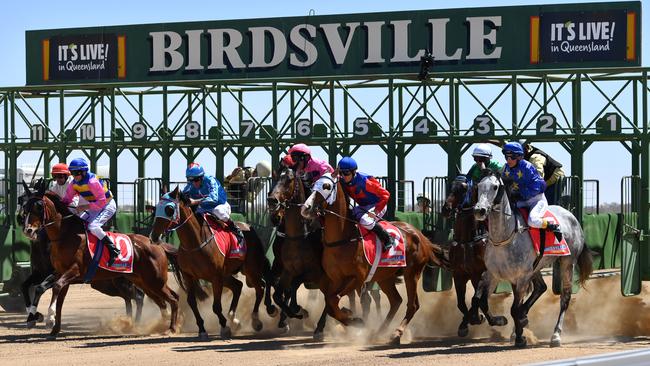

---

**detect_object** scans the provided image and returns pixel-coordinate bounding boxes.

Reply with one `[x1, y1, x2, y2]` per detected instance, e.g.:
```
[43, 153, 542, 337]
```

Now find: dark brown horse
[149, 188, 276, 340]
[441, 178, 507, 337]
[301, 172, 449, 344]
[21, 187, 179, 336]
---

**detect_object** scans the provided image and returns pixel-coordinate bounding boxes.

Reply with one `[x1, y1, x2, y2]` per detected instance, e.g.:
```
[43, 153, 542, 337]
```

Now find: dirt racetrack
[2, 275, 650, 366]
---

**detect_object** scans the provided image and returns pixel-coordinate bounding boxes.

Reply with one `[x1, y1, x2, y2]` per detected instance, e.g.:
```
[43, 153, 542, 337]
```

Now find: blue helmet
[186, 163, 205, 178]
[68, 158, 89, 172]
[338, 157, 358, 171]
[502, 142, 524, 156]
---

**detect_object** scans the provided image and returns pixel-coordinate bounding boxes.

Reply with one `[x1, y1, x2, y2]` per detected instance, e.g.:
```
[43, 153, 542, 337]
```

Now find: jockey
[47, 163, 88, 212]
[337, 156, 394, 251]
[502, 142, 562, 241]
[183, 162, 244, 244]
[466, 143, 503, 183]
[288, 143, 333, 188]
[61, 158, 120, 266]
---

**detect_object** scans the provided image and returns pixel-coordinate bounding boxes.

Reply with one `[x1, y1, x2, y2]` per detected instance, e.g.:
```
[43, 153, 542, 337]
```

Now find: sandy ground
[2, 275, 650, 366]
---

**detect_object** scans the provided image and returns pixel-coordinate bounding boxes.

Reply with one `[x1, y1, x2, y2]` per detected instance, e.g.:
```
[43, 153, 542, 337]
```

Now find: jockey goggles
[188, 176, 203, 183]
[339, 170, 354, 176]
[505, 154, 518, 161]
[70, 170, 84, 176]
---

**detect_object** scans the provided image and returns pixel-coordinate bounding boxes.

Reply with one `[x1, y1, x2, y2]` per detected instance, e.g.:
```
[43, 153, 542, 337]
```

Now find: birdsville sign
[26, 1, 640, 85]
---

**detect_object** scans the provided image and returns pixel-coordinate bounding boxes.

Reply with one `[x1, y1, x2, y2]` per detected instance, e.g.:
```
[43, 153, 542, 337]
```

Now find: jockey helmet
[68, 158, 89, 172]
[338, 156, 358, 171]
[255, 160, 272, 177]
[186, 163, 205, 178]
[472, 144, 493, 158]
[453, 175, 468, 183]
[288, 143, 311, 156]
[502, 142, 524, 157]
[281, 154, 295, 167]
[51, 163, 70, 176]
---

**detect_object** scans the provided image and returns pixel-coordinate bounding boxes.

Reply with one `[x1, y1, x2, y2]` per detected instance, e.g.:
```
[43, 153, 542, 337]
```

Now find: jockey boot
[372, 224, 395, 252]
[546, 223, 563, 242]
[227, 220, 245, 245]
[103, 236, 120, 267]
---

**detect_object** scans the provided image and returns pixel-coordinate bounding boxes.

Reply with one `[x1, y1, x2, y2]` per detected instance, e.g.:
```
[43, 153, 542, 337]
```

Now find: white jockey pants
[352, 204, 387, 230]
[516, 193, 548, 229]
[209, 201, 232, 221]
[82, 199, 117, 240]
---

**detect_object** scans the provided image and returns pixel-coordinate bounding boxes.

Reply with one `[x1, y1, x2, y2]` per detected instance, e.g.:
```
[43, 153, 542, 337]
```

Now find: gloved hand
[510, 192, 522, 202]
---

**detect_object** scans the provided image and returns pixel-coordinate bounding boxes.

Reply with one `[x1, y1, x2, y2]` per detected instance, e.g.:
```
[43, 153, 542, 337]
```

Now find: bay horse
[300, 173, 449, 344]
[21, 186, 180, 336]
[441, 177, 507, 337]
[149, 187, 276, 340]
[473, 170, 593, 347]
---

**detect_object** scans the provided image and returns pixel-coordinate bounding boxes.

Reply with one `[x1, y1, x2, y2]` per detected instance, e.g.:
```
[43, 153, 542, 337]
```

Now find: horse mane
[42, 192, 86, 233]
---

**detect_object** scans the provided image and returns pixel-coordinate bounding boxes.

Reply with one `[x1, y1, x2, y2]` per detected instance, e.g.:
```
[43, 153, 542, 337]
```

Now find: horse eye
[164, 205, 175, 217]
[323, 183, 331, 190]
[493, 186, 498, 191]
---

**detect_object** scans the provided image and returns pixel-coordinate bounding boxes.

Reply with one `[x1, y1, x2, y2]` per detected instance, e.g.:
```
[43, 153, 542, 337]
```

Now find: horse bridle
[480, 174, 521, 247]
[271, 171, 312, 240]
[23, 196, 74, 230]
[157, 197, 216, 252]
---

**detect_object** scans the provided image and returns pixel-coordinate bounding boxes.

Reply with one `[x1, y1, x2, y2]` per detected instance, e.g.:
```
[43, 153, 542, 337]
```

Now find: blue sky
[0, 0, 646, 205]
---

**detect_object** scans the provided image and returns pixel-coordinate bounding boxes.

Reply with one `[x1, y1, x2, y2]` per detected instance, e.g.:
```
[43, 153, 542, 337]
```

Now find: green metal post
[387, 79, 396, 220]
[162, 86, 170, 188]
[109, 89, 118, 203]
[215, 85, 224, 182]
[640, 72, 650, 280]
[571, 75, 584, 223]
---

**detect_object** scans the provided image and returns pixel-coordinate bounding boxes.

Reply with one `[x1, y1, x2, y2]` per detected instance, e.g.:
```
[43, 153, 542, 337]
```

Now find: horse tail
[419, 234, 450, 270]
[577, 244, 594, 288]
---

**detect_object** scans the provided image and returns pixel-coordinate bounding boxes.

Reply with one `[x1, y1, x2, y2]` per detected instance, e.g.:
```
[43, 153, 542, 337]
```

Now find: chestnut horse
[21, 187, 179, 336]
[301, 173, 449, 344]
[150, 187, 276, 340]
[441, 178, 507, 337]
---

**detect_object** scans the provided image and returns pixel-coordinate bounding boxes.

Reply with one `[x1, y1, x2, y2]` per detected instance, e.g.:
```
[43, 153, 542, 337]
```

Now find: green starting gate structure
[0, 2, 649, 307]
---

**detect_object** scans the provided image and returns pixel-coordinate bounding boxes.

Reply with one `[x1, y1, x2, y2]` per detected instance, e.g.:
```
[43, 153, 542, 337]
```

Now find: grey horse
[472, 170, 593, 348]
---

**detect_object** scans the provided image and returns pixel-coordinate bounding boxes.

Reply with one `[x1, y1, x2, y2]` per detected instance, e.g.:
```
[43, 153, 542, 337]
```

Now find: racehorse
[441, 178, 507, 337]
[149, 187, 276, 340]
[21, 185, 180, 336]
[269, 167, 380, 340]
[472, 170, 593, 347]
[300, 172, 449, 344]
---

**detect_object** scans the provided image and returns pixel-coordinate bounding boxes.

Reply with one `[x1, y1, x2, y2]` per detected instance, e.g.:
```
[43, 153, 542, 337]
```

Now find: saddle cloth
[519, 208, 571, 257]
[204, 214, 246, 259]
[86, 232, 135, 273]
[359, 221, 406, 268]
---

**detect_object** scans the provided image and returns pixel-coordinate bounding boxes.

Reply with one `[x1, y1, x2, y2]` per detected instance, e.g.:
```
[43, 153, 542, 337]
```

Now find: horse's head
[150, 186, 192, 243]
[267, 167, 300, 226]
[300, 173, 337, 221]
[20, 180, 53, 241]
[473, 169, 505, 221]
[442, 176, 469, 218]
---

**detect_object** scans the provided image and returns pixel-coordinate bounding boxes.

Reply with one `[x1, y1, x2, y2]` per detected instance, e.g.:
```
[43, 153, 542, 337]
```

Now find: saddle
[518, 208, 570, 257]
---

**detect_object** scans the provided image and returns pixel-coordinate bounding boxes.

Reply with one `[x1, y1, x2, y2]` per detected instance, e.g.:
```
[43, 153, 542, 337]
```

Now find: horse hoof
[230, 318, 242, 332]
[279, 324, 290, 334]
[48, 328, 60, 338]
[515, 336, 527, 348]
[26, 320, 37, 329]
[457, 325, 469, 338]
[550, 334, 561, 348]
[220, 326, 232, 339]
[267, 306, 279, 318]
[198, 332, 209, 341]
[313, 331, 325, 342]
[252, 319, 263, 332]
[488, 316, 508, 327]
[469, 314, 485, 326]
[389, 333, 401, 346]
[36, 312, 45, 323]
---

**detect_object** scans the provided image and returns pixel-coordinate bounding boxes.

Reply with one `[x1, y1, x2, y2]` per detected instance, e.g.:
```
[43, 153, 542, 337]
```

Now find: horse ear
[22, 180, 32, 196]
[171, 186, 179, 198]
[161, 184, 168, 194]
[37, 178, 47, 196]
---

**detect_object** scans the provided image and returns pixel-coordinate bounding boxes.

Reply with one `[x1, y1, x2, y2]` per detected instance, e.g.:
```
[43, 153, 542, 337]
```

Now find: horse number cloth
[86, 232, 135, 273]
[519, 208, 571, 257]
[204, 214, 246, 259]
[360, 221, 407, 268]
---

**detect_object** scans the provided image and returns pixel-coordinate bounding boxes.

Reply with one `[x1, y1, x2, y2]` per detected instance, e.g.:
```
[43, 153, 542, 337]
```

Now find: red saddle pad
[204, 215, 246, 259]
[359, 221, 406, 268]
[86, 232, 135, 273]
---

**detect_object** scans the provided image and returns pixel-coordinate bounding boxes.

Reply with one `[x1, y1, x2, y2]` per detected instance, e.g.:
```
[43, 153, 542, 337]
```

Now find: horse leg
[472, 276, 507, 327]
[511, 283, 527, 348]
[454, 274, 472, 337]
[273, 271, 302, 319]
[45, 292, 57, 329]
[375, 279, 403, 340]
[550, 258, 574, 348]
[185, 276, 208, 340]
[49, 267, 78, 336]
[389, 270, 419, 346]
[22, 271, 45, 327]
[348, 290, 357, 315]
[370, 288, 382, 316]
[360, 287, 371, 322]
[520, 272, 548, 328]
[133, 287, 144, 324]
[160, 284, 179, 334]
[34, 274, 58, 328]
[289, 278, 308, 318]
[313, 279, 329, 341]
[326, 277, 362, 327]
[210, 278, 230, 339]
[223, 275, 243, 333]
